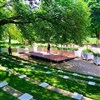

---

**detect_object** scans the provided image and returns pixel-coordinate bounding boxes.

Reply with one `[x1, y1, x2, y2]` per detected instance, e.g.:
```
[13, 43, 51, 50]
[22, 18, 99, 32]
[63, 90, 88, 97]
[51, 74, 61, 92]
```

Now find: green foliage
[83, 37, 97, 44]
[33, 1, 90, 45]
[0, 54, 100, 100]
[57, 47, 78, 51]
[0, 70, 72, 100]
[20, 45, 25, 48]
[89, 0, 100, 37]
[0, 0, 90, 45]
[0, 89, 18, 100]
[93, 53, 100, 57]
[83, 49, 93, 53]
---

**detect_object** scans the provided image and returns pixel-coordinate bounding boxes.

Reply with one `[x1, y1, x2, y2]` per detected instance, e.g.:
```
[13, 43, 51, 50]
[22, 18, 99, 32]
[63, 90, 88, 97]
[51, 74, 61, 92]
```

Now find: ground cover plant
[1, 54, 100, 83]
[82, 49, 93, 53]
[0, 41, 22, 47]
[0, 54, 100, 100]
[0, 88, 18, 100]
[83, 38, 97, 44]
[13, 67, 100, 99]
[0, 70, 73, 100]
[93, 53, 100, 57]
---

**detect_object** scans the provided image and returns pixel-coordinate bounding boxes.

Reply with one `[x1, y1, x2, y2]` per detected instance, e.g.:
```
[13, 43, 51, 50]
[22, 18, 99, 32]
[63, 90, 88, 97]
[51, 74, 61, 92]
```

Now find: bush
[57, 48, 78, 51]
[93, 53, 100, 57]
[83, 49, 93, 53]
[0, 46, 7, 48]
[20, 46, 25, 48]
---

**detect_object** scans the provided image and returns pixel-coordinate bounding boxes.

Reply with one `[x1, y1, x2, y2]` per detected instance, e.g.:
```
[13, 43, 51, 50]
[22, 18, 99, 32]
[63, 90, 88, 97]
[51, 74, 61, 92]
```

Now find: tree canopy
[0, 0, 90, 45]
[88, 0, 100, 39]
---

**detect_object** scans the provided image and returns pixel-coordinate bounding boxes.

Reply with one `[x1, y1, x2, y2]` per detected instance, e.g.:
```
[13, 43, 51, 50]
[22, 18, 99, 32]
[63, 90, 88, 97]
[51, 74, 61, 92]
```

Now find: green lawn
[83, 37, 97, 44]
[0, 41, 22, 47]
[0, 88, 18, 100]
[0, 70, 73, 100]
[0, 54, 100, 100]
[13, 67, 100, 99]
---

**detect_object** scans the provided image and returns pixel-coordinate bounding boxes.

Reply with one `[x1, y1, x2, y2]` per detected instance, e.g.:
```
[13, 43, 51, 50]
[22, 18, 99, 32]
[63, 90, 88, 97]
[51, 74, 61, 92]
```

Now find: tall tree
[34, 0, 90, 45]
[89, 0, 100, 39]
[0, 0, 90, 46]
[87, 0, 100, 46]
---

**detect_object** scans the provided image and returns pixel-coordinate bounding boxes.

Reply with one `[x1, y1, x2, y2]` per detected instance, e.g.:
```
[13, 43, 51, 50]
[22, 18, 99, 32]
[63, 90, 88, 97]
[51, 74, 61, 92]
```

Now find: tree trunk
[96, 30, 100, 47]
[8, 33, 11, 46]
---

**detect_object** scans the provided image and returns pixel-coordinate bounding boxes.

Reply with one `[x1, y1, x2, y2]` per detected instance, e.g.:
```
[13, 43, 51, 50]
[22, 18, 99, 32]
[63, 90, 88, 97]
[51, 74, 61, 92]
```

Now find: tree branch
[0, 18, 33, 26]
[0, 0, 12, 8]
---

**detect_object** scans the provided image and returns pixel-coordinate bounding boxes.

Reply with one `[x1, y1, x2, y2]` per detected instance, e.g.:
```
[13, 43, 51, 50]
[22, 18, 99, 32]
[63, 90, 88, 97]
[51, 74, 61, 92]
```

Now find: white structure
[72, 93, 83, 100]
[63, 76, 69, 79]
[33, 44, 38, 52]
[93, 57, 100, 65]
[17, 48, 25, 54]
[45, 71, 52, 74]
[91, 47, 100, 53]
[87, 76, 94, 79]
[57, 70, 63, 73]
[72, 73, 78, 76]
[18, 93, 33, 100]
[75, 46, 87, 57]
[74, 50, 82, 57]
[0, 82, 8, 88]
[39, 82, 49, 88]
[44, 66, 48, 69]
[88, 81, 96, 86]
[28, 47, 34, 53]
[25, 47, 29, 53]
[19, 75, 27, 78]
[31, 67, 35, 69]
[81, 53, 94, 60]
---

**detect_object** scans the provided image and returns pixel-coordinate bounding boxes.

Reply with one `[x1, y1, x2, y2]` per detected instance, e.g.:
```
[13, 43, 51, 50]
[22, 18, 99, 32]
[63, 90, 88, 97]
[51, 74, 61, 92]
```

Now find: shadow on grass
[0, 53, 100, 100]
[0, 53, 33, 69]
[0, 88, 18, 100]
[0, 70, 73, 100]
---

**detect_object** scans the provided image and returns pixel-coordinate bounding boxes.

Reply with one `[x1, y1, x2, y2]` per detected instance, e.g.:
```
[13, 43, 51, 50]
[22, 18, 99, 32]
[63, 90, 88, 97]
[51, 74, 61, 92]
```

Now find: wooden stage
[29, 51, 75, 63]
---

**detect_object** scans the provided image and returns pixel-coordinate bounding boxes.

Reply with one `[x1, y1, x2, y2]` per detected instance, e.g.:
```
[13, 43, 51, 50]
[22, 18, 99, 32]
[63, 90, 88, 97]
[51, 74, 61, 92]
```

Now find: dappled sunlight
[0, 0, 100, 99]
[50, 78, 58, 83]
[0, 89, 18, 100]
[85, 84, 100, 99]
[0, 53, 100, 99]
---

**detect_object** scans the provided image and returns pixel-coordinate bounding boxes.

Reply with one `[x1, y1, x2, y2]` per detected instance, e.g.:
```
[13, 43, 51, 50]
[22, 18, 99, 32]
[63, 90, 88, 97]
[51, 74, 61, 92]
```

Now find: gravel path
[13, 53, 100, 77]
[63, 58, 100, 77]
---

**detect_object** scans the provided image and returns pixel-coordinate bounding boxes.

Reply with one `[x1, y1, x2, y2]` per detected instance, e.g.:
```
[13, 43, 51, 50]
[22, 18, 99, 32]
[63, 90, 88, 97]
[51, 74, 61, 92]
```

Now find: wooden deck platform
[30, 51, 75, 63]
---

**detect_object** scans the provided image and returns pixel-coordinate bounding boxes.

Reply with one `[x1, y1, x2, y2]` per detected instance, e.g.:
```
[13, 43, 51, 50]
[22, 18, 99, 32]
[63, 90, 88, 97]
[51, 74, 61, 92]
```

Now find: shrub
[20, 46, 25, 48]
[93, 53, 100, 57]
[83, 49, 93, 53]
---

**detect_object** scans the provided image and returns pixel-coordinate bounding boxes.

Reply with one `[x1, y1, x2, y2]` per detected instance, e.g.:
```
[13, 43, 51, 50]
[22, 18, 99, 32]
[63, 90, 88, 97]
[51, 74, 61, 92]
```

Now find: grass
[93, 53, 100, 57]
[55, 47, 77, 51]
[13, 67, 100, 99]
[0, 89, 18, 100]
[0, 70, 73, 100]
[84, 37, 97, 44]
[82, 49, 93, 53]
[0, 54, 100, 100]
[0, 40, 78, 52]
[0, 41, 22, 47]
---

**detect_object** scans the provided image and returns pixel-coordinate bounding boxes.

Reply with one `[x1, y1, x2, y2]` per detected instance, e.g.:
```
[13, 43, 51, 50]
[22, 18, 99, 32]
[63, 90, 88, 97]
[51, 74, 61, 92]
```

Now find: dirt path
[61, 58, 100, 77]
